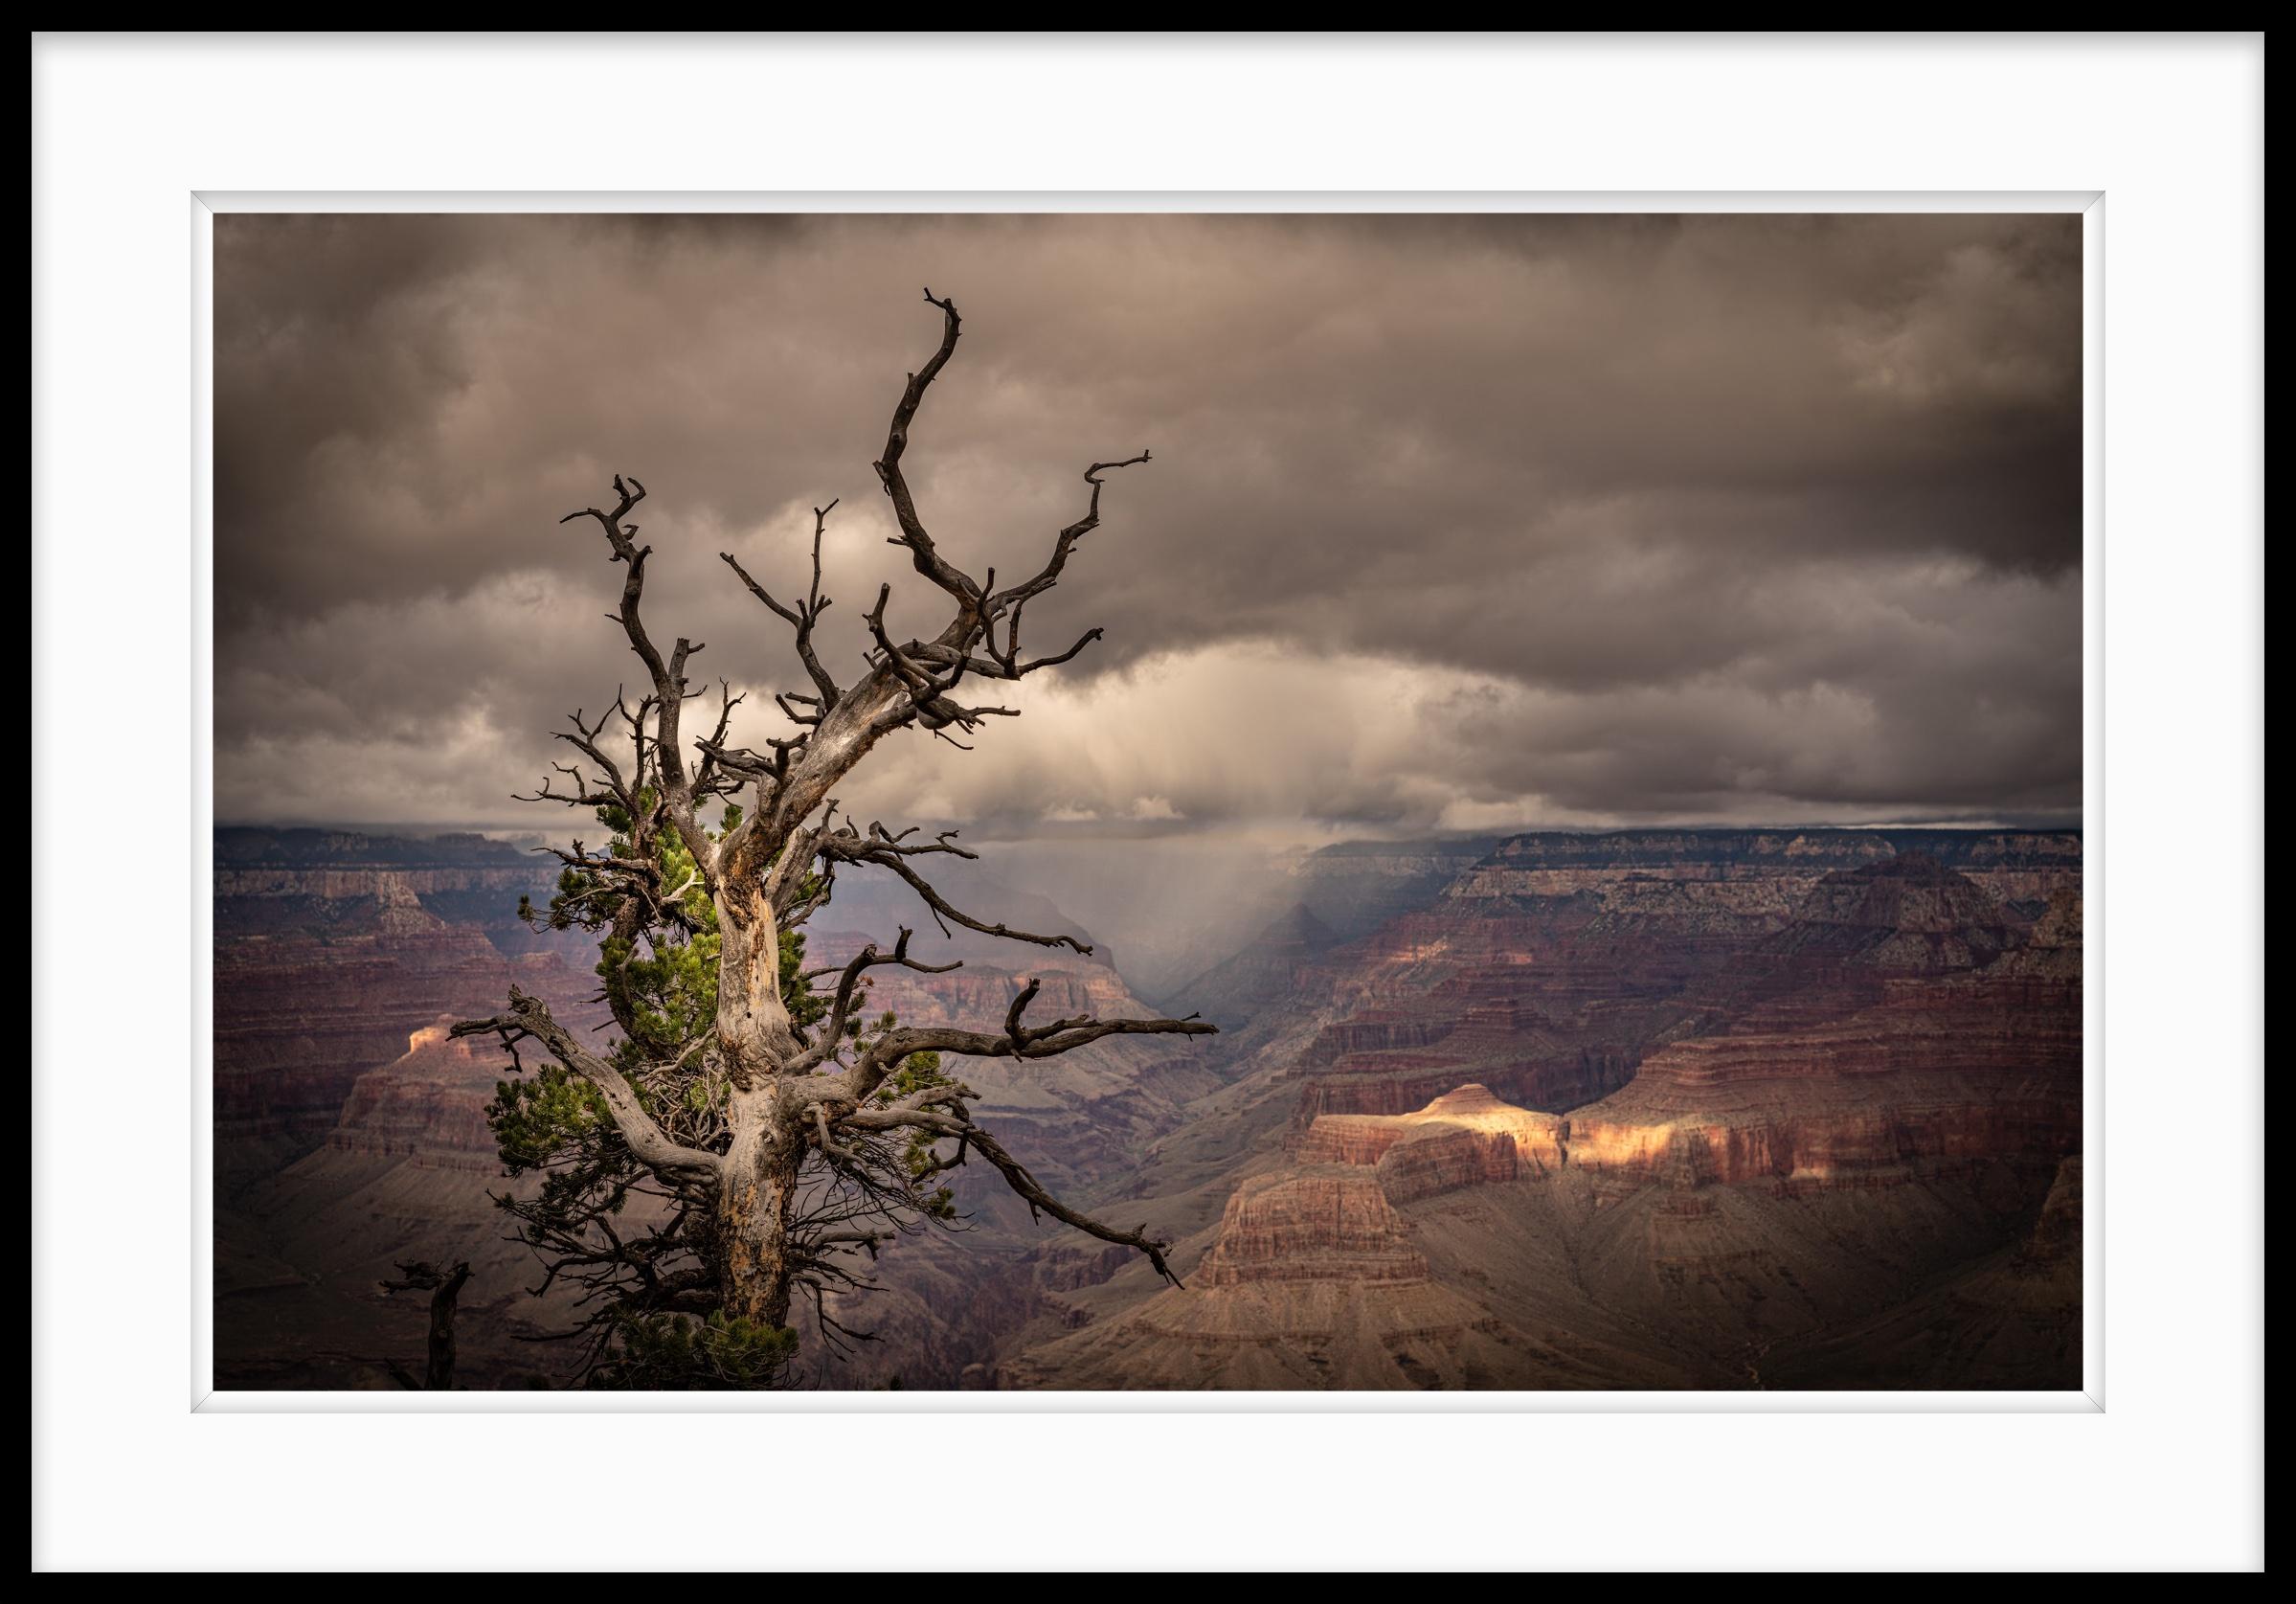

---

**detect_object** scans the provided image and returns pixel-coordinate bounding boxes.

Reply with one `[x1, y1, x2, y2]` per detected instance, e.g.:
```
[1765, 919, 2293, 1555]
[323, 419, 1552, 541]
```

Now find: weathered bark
[714, 877, 799, 1090]
[713, 843, 811, 1324]
[714, 1096, 801, 1326]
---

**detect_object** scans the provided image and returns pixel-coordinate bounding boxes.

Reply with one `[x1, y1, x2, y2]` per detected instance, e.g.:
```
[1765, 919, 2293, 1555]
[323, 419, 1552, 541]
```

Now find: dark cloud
[213, 212, 2082, 833]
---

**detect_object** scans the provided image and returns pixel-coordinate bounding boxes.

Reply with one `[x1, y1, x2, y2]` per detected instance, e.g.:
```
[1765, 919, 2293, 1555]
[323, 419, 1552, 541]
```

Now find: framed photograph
[33, 33, 2263, 1573]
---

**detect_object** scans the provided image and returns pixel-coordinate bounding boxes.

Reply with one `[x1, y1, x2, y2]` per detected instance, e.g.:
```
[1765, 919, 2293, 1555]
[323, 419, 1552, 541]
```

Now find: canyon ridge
[212, 824, 2082, 1390]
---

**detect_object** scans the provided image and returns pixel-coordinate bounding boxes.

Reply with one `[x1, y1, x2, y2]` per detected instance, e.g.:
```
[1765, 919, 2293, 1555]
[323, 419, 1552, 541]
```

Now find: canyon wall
[215, 825, 2082, 1391]
[214, 857, 597, 1177]
[1002, 828, 2082, 1391]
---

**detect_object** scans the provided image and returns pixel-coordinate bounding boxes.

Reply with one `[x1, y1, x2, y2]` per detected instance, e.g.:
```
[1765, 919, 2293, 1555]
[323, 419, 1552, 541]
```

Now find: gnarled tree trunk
[454, 291, 1215, 1375]
[715, 1090, 803, 1326]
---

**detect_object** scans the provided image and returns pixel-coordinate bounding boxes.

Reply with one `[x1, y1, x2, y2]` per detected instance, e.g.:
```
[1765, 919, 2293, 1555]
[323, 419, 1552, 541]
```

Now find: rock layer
[214, 869, 597, 1176]
[216, 825, 2083, 1391]
[1006, 829, 2082, 1391]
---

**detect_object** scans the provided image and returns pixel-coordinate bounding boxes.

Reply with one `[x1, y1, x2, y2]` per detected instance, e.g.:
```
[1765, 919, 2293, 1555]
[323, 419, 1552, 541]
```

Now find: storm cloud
[214, 212, 2082, 837]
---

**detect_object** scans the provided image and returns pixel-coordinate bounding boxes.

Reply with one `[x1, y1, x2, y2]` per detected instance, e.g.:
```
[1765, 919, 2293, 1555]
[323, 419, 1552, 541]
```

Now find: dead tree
[454, 291, 1211, 1380]
[379, 1259, 473, 1391]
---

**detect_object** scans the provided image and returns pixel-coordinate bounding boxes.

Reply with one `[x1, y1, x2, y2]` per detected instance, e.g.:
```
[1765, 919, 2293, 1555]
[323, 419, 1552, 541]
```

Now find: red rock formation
[1194, 1169, 1430, 1286]
[214, 879, 598, 1173]
[1287, 988, 1623, 1122]
[1566, 863, 2082, 1190]
[322, 1017, 512, 1164]
[995, 1163, 1528, 1389]
[1298, 1083, 1568, 1200]
[220, 1012, 633, 1389]
[214, 863, 554, 908]
[1286, 852, 2074, 1183]
[1294, 1008, 1463, 1071]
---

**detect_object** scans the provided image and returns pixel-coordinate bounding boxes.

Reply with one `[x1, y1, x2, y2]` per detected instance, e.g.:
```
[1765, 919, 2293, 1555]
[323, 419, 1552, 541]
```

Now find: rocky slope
[999, 1083, 1685, 1389]
[1000, 828, 2082, 1390]
[216, 1017, 599, 1388]
[214, 828, 618, 1387]
[1002, 1163, 1522, 1390]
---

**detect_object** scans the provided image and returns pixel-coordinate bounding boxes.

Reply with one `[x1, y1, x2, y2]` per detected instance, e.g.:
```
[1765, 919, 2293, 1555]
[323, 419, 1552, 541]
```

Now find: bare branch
[789, 926, 963, 1073]
[452, 988, 723, 1190]
[828, 976, 1213, 1111]
[722, 499, 844, 710]
[841, 1106, 1184, 1287]
[558, 471, 717, 875]
[870, 289, 983, 612]
[810, 819, 1092, 956]
[986, 451, 1152, 621]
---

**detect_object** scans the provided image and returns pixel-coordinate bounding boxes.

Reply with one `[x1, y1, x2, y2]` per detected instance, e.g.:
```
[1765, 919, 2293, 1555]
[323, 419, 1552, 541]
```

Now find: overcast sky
[214, 212, 2082, 843]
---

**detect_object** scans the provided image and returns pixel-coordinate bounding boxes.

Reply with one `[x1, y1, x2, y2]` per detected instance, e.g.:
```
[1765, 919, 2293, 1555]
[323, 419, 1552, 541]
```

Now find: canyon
[212, 825, 2082, 1390]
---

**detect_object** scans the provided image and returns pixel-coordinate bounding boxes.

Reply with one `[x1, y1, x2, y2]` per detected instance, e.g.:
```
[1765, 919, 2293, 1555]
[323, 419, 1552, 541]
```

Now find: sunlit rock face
[322, 1018, 507, 1163]
[1298, 1083, 1568, 1196]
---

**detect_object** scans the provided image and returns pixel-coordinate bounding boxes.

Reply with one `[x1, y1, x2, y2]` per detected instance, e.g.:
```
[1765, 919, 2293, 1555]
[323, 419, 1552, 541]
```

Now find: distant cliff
[214, 823, 2083, 1391]
[1009, 826, 2082, 1391]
